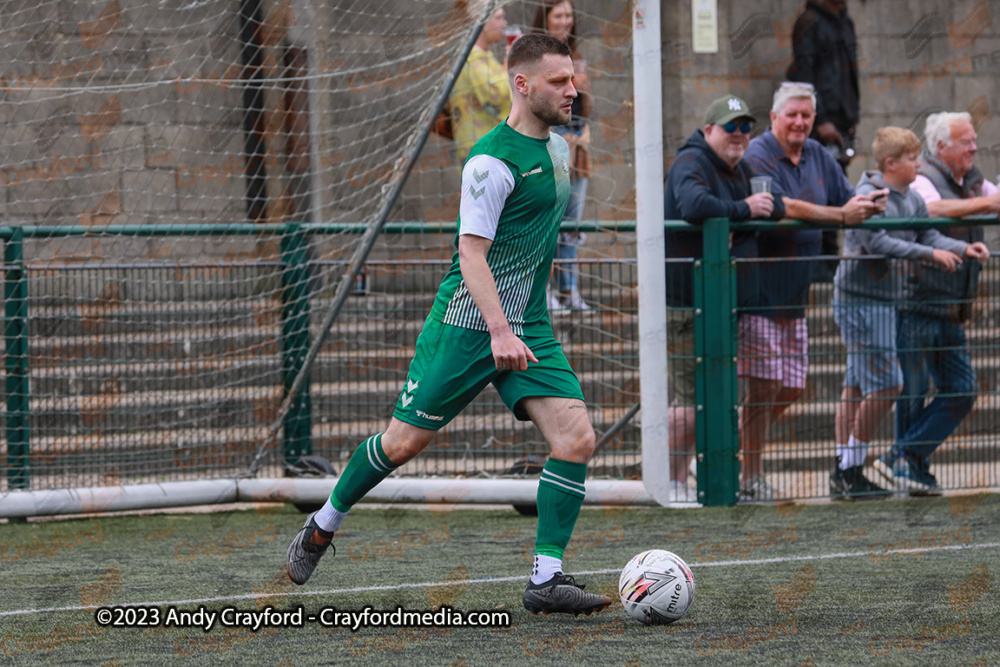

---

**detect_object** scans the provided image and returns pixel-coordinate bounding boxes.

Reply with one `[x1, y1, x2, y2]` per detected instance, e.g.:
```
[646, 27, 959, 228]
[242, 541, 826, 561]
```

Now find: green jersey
[428, 121, 572, 337]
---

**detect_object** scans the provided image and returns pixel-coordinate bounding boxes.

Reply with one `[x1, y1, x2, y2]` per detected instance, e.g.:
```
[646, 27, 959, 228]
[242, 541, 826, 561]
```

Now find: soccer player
[285, 33, 611, 617]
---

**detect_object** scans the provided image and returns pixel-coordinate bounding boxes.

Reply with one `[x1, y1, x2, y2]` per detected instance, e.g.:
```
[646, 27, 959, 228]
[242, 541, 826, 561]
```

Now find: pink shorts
[737, 314, 808, 389]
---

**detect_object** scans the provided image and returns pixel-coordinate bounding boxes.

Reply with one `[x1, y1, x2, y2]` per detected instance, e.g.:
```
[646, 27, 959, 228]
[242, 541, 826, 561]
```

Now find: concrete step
[793, 352, 1000, 401]
[25, 292, 439, 338]
[24, 334, 642, 393]
[9, 373, 644, 436]
[19, 302, 638, 366]
[13, 425, 999, 490]
[12, 404, 644, 477]
[25, 342, 1000, 424]
[18, 309, 996, 391]
[24, 294, 1000, 347]
[749, 390, 1000, 442]
[13, 369, 1000, 464]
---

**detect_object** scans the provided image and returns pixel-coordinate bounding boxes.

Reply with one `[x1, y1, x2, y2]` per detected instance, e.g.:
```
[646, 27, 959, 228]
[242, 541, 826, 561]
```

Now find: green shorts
[393, 317, 585, 430]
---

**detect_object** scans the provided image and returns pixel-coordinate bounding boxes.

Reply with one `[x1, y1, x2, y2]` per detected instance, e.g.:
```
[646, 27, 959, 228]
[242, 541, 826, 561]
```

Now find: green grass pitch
[2, 494, 999, 665]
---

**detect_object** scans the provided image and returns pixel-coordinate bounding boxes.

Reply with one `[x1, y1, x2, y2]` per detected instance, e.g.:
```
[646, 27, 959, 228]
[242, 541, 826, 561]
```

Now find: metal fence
[1, 223, 642, 494]
[2, 219, 998, 504]
[736, 248, 1000, 500]
[688, 218, 1000, 503]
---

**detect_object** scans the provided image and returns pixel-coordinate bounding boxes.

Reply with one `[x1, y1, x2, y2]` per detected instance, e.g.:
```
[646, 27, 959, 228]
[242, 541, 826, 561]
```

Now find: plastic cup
[750, 176, 772, 194]
[505, 26, 522, 47]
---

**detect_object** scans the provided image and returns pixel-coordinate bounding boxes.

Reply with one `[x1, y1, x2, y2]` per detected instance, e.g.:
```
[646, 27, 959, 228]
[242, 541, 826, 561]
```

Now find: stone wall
[2, 0, 998, 260]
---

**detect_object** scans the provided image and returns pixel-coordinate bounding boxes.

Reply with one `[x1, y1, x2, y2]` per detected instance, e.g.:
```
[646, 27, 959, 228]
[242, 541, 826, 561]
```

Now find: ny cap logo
[728, 98, 742, 111]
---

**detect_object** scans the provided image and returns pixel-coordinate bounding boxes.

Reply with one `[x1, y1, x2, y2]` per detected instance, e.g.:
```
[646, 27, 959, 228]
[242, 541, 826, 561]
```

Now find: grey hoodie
[833, 170, 969, 303]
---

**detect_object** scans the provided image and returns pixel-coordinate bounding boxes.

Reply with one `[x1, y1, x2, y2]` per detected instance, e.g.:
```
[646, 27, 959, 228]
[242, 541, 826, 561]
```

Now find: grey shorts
[833, 299, 902, 395]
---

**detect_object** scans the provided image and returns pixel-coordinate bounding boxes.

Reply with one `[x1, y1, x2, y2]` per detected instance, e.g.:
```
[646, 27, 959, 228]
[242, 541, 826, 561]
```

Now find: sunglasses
[722, 121, 752, 134]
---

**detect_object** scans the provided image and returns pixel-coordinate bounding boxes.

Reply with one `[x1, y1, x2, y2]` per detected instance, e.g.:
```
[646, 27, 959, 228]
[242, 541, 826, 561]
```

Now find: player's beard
[528, 90, 571, 127]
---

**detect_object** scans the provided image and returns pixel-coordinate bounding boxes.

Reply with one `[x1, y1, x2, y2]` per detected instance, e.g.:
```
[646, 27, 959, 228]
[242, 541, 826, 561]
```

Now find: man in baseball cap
[704, 94, 757, 125]
[701, 95, 758, 168]
[661, 94, 783, 501]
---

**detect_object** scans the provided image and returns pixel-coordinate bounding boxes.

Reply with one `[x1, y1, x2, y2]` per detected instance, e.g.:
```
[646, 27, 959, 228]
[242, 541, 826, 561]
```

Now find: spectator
[664, 95, 785, 500]
[831, 127, 971, 500]
[534, 0, 593, 312]
[786, 0, 861, 281]
[739, 81, 883, 501]
[872, 112, 994, 493]
[449, 7, 512, 165]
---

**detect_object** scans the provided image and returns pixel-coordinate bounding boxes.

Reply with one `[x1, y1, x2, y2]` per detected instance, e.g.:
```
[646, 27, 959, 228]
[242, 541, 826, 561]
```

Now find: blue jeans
[553, 176, 588, 292]
[891, 311, 977, 464]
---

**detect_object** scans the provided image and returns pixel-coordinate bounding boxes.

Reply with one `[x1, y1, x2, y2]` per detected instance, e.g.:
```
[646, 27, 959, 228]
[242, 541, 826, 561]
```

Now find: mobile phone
[870, 190, 887, 202]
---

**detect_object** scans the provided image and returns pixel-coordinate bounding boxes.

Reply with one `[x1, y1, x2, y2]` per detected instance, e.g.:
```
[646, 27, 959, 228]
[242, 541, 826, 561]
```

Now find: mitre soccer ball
[619, 550, 695, 624]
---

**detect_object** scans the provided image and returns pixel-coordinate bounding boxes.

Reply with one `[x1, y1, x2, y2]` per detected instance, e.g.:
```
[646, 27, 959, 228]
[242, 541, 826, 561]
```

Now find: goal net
[0, 0, 642, 508]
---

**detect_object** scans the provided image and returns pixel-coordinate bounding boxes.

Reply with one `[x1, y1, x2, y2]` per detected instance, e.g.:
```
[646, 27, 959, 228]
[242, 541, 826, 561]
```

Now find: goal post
[0, 0, 684, 516]
[631, 0, 670, 506]
[246, 7, 491, 477]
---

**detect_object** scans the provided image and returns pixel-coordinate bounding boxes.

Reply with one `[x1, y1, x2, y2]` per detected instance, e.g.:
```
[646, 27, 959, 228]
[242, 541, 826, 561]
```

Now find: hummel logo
[728, 98, 742, 111]
[470, 185, 485, 200]
[473, 168, 489, 183]
[520, 167, 543, 177]
[401, 377, 418, 408]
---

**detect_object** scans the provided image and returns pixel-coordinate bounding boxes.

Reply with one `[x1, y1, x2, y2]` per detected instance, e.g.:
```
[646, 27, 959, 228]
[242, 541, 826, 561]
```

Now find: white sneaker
[668, 479, 690, 501]
[739, 476, 782, 503]
[566, 290, 590, 311]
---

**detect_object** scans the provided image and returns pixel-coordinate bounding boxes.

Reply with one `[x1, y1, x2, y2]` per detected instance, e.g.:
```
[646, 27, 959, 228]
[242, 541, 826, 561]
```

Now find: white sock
[843, 435, 868, 469]
[314, 498, 347, 533]
[836, 444, 848, 469]
[530, 555, 562, 585]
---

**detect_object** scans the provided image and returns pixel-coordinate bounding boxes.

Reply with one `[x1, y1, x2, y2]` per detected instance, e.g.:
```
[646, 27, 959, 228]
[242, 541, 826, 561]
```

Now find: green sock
[534, 458, 588, 559]
[329, 433, 397, 512]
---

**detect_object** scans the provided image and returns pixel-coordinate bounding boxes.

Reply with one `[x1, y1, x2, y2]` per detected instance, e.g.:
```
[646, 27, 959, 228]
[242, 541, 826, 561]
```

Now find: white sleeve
[983, 179, 998, 196]
[458, 154, 515, 240]
[911, 175, 942, 205]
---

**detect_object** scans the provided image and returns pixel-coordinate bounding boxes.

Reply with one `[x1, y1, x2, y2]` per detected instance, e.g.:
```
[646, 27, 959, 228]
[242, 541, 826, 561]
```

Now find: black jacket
[664, 130, 786, 309]
[787, 1, 860, 135]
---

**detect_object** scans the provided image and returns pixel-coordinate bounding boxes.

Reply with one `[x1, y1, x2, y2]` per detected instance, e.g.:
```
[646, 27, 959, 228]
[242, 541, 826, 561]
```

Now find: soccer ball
[619, 550, 695, 625]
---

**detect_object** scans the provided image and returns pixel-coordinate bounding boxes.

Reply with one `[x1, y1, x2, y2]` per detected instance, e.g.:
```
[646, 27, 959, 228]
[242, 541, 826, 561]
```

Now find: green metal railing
[693, 219, 739, 506]
[0, 221, 640, 495]
[4, 226, 29, 491]
[2, 218, 996, 506]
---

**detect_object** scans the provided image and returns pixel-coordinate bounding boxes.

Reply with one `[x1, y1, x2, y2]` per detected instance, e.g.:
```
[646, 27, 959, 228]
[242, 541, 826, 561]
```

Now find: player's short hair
[507, 33, 571, 75]
[872, 126, 921, 171]
[924, 111, 973, 156]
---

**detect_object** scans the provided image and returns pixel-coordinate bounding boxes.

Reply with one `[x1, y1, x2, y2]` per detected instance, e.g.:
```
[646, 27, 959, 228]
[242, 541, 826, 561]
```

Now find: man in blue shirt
[739, 82, 885, 501]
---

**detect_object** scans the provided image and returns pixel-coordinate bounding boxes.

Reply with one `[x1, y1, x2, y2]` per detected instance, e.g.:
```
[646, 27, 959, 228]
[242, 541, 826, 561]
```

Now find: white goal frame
[0, 0, 680, 519]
